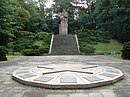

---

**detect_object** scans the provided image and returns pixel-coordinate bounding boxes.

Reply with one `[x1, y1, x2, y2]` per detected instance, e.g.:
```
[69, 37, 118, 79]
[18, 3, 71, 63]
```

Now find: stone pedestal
[59, 22, 68, 34]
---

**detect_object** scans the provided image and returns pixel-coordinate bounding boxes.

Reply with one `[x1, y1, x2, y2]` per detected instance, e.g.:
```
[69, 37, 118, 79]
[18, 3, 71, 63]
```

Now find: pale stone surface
[83, 76, 103, 82]
[69, 93, 88, 97]
[46, 94, 68, 97]
[34, 76, 54, 82]
[100, 73, 117, 78]
[60, 76, 77, 83]
[88, 92, 103, 97]
[19, 73, 36, 79]
[0, 55, 130, 97]
[101, 91, 117, 97]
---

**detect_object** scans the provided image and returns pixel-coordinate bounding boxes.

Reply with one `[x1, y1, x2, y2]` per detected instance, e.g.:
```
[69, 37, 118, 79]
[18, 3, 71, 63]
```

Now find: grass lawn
[94, 39, 123, 53]
[6, 55, 22, 61]
[106, 54, 123, 59]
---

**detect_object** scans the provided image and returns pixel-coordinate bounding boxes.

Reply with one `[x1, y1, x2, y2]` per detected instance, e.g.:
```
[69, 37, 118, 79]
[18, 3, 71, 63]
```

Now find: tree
[0, 0, 16, 46]
[93, 0, 130, 42]
[24, 1, 49, 33]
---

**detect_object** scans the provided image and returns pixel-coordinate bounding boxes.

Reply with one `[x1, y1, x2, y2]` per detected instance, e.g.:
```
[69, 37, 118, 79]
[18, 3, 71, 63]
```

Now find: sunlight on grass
[33, 40, 47, 47]
[7, 55, 22, 60]
[94, 40, 123, 53]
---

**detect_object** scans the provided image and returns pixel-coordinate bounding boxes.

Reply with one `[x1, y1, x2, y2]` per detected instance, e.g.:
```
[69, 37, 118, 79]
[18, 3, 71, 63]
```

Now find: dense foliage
[0, 46, 8, 61]
[0, 0, 130, 59]
[12, 32, 51, 56]
[94, 0, 130, 43]
[76, 29, 111, 44]
[122, 42, 130, 59]
[0, 0, 52, 59]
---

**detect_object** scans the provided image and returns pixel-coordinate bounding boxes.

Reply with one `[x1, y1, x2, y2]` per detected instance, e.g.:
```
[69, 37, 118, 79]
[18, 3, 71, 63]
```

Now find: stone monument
[59, 9, 68, 34]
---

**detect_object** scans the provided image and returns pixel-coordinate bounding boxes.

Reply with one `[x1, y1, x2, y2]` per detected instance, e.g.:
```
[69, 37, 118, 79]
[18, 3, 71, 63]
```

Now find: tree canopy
[0, 0, 130, 59]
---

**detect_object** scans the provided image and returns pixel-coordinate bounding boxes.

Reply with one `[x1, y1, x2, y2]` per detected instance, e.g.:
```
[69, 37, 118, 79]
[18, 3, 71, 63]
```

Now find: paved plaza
[0, 55, 130, 97]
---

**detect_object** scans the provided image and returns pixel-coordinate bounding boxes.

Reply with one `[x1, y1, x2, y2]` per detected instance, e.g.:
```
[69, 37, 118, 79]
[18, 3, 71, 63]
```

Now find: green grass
[106, 54, 123, 59]
[6, 55, 22, 60]
[93, 39, 123, 53]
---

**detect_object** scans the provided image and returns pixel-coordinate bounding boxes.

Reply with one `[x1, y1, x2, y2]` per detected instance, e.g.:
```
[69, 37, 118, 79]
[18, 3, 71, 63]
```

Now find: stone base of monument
[12, 64, 124, 89]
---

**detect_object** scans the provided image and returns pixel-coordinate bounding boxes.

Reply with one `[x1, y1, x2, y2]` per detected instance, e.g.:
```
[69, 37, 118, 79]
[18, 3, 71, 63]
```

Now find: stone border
[49, 34, 54, 54]
[12, 75, 123, 89]
[75, 34, 80, 54]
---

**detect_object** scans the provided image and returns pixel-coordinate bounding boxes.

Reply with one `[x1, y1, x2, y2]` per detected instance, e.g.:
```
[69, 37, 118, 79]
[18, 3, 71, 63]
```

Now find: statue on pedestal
[59, 9, 68, 34]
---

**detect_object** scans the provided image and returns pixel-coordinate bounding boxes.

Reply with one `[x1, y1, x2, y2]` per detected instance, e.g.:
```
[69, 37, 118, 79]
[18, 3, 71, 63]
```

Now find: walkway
[0, 55, 129, 97]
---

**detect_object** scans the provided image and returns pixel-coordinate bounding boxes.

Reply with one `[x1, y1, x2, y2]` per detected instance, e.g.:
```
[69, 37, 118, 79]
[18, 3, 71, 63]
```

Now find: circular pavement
[12, 63, 124, 89]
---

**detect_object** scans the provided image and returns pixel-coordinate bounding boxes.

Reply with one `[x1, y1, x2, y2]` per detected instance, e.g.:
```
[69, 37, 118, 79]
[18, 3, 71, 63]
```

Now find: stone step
[51, 34, 79, 55]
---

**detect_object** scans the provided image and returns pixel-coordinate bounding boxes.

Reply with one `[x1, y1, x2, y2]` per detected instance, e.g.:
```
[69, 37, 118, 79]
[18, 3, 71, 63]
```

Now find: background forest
[0, 0, 130, 60]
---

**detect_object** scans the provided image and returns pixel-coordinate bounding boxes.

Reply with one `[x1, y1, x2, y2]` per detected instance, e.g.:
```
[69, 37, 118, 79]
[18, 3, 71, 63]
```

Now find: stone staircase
[50, 34, 79, 55]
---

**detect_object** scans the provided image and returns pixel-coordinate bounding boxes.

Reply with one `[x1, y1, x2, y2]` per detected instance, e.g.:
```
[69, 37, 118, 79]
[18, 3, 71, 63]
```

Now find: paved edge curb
[12, 75, 124, 89]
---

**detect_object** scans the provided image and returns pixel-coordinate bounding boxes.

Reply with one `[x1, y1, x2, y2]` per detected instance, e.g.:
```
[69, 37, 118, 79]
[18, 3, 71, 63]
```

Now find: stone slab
[100, 73, 117, 78]
[60, 76, 77, 83]
[19, 73, 36, 79]
[33, 76, 54, 82]
[83, 76, 103, 82]
[105, 69, 119, 74]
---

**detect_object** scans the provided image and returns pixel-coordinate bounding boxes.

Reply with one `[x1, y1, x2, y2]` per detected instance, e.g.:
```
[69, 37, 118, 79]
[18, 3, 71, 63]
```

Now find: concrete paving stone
[48, 89, 63, 93]
[69, 93, 88, 97]
[2, 81, 13, 85]
[88, 92, 103, 97]
[2, 90, 23, 97]
[75, 89, 86, 93]
[23, 91, 46, 97]
[46, 94, 68, 97]
[98, 89, 114, 92]
[101, 91, 117, 97]
[12, 86, 27, 90]
[0, 92, 4, 97]
[62, 89, 76, 93]
[0, 89, 5, 92]
[85, 89, 99, 93]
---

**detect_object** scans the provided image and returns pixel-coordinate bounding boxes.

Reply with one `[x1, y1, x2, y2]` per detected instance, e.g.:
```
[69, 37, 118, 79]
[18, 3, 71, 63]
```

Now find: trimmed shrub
[121, 42, 130, 59]
[80, 42, 95, 53]
[21, 49, 40, 56]
[13, 38, 34, 52]
[76, 29, 111, 45]
[12, 32, 52, 55]
[0, 46, 8, 61]
[21, 46, 49, 56]
[33, 32, 51, 43]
